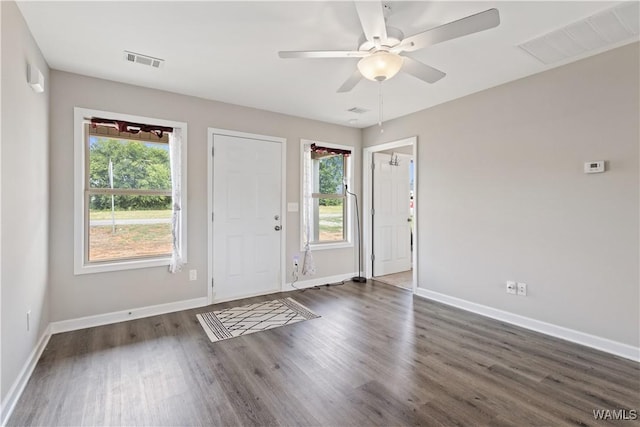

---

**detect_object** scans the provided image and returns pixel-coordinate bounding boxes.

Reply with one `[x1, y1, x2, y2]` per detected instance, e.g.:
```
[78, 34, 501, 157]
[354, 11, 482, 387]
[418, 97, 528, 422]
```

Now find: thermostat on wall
[584, 161, 605, 174]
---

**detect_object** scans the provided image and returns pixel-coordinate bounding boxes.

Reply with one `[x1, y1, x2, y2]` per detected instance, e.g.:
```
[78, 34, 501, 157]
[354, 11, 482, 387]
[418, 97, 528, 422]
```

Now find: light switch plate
[584, 160, 605, 174]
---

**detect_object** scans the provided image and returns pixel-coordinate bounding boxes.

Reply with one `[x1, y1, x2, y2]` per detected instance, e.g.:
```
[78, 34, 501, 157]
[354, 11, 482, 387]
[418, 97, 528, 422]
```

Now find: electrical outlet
[517, 282, 527, 296]
[292, 256, 300, 280]
[189, 269, 197, 281]
[506, 281, 517, 295]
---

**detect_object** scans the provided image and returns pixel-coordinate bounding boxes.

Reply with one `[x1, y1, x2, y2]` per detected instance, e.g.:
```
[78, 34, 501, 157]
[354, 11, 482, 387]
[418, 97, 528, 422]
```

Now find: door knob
[275, 225, 282, 231]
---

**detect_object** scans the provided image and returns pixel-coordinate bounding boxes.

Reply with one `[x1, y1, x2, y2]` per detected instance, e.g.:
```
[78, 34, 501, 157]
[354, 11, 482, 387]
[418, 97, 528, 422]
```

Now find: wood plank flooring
[8, 281, 640, 426]
[375, 270, 413, 290]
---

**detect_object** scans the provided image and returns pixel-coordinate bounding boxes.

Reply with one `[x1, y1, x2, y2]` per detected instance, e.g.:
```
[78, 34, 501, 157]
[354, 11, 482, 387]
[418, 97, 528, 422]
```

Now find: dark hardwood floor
[8, 281, 640, 426]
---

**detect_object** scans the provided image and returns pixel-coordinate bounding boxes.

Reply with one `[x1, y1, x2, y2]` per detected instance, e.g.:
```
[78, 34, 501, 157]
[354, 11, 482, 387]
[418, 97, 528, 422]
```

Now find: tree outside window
[312, 153, 346, 242]
[302, 141, 352, 247]
[74, 108, 187, 274]
[87, 135, 173, 262]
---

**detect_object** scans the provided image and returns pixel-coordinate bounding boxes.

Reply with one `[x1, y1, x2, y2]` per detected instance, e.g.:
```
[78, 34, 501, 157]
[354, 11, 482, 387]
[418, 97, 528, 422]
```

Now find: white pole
[109, 159, 115, 233]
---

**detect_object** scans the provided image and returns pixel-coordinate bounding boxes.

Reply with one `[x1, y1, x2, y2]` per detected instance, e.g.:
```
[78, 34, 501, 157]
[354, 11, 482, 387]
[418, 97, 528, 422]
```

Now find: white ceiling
[17, 1, 639, 128]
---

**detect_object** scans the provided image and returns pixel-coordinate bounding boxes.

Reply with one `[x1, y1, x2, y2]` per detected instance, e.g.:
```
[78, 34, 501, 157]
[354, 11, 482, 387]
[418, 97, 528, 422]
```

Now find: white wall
[0, 0, 51, 404]
[363, 43, 639, 348]
[49, 71, 361, 322]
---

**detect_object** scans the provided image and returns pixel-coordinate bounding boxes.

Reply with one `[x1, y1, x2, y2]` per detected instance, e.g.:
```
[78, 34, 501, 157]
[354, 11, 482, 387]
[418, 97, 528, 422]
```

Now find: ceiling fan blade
[401, 8, 500, 52]
[278, 50, 367, 59]
[337, 69, 363, 93]
[401, 56, 446, 84]
[354, 1, 388, 43]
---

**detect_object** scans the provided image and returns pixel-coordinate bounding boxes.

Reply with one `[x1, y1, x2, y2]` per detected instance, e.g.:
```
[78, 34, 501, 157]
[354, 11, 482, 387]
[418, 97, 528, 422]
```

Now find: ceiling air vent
[123, 51, 164, 69]
[347, 107, 369, 114]
[518, 2, 639, 65]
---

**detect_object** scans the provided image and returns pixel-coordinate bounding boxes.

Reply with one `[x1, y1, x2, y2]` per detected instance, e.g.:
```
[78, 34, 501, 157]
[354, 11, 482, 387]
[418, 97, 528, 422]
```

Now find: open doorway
[363, 137, 417, 293]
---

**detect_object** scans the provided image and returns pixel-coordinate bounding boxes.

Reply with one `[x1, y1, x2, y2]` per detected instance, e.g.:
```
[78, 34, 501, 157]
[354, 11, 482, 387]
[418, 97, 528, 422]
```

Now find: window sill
[303, 241, 354, 251]
[74, 257, 171, 275]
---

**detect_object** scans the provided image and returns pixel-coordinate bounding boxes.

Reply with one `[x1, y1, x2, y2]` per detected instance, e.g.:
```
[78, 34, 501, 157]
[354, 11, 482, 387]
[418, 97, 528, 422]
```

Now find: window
[301, 140, 353, 249]
[74, 108, 187, 274]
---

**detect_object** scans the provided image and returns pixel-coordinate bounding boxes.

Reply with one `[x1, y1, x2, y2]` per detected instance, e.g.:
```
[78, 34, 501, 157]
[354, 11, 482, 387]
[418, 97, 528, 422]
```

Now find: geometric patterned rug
[196, 297, 319, 343]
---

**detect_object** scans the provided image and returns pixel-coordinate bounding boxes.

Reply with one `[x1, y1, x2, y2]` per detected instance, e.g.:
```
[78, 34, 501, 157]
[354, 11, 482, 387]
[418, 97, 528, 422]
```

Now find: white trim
[208, 128, 286, 144]
[306, 241, 354, 251]
[299, 140, 305, 252]
[207, 128, 287, 305]
[283, 272, 357, 292]
[73, 257, 173, 274]
[49, 297, 208, 334]
[280, 139, 287, 296]
[415, 288, 640, 362]
[207, 138, 214, 305]
[1, 325, 52, 426]
[211, 272, 356, 304]
[73, 107, 188, 275]
[363, 137, 418, 293]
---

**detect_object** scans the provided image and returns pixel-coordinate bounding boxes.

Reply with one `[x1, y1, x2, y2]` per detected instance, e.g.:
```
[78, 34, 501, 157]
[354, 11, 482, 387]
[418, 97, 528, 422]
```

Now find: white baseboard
[50, 297, 209, 334]
[415, 288, 640, 362]
[1, 325, 52, 426]
[283, 272, 357, 292]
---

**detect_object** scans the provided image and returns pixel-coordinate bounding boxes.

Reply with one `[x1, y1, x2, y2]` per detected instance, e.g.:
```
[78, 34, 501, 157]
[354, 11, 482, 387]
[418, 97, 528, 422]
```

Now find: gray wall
[49, 71, 361, 322]
[1, 1, 51, 403]
[364, 43, 639, 347]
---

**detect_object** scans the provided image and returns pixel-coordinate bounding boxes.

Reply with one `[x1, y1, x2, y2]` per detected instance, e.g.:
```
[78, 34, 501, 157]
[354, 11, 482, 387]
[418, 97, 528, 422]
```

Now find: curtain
[168, 129, 184, 273]
[310, 143, 351, 157]
[301, 144, 316, 276]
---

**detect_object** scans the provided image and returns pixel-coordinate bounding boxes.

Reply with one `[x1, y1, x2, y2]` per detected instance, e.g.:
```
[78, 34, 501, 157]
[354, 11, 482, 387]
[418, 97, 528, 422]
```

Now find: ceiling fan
[278, 2, 500, 92]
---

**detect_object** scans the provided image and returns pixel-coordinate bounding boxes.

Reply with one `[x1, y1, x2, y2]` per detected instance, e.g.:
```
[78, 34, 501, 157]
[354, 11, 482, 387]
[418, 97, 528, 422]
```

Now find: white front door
[373, 152, 412, 276]
[213, 134, 282, 302]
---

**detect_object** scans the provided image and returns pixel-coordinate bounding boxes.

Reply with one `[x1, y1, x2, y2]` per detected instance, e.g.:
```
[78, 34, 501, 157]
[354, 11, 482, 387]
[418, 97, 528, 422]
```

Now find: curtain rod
[91, 117, 173, 138]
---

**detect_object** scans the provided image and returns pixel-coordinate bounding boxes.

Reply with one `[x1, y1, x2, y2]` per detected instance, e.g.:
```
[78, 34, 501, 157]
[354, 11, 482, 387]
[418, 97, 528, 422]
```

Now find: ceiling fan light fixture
[357, 51, 403, 82]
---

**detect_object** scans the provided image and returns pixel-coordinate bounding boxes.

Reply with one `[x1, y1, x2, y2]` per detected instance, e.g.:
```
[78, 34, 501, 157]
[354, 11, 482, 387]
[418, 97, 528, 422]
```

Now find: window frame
[74, 107, 188, 274]
[300, 139, 353, 251]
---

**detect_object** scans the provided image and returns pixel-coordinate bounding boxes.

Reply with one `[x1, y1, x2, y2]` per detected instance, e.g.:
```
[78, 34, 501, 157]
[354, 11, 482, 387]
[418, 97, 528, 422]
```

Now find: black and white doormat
[197, 297, 319, 342]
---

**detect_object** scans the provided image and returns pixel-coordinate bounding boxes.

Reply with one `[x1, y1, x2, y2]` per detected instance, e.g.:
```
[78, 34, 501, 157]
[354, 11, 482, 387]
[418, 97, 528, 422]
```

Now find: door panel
[213, 134, 282, 301]
[373, 152, 412, 276]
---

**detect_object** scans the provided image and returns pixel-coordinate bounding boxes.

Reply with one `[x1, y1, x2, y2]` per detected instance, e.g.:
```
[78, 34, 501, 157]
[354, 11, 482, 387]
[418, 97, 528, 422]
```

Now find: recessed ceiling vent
[347, 107, 369, 114]
[518, 2, 639, 65]
[123, 51, 164, 69]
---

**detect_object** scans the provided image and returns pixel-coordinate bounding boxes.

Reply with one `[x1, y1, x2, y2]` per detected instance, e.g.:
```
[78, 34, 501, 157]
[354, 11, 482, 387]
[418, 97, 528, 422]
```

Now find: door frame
[207, 128, 287, 305]
[363, 136, 418, 293]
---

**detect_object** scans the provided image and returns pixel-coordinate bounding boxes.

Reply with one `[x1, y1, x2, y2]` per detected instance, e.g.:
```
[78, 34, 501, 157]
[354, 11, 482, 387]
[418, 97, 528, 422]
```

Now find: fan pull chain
[378, 81, 384, 134]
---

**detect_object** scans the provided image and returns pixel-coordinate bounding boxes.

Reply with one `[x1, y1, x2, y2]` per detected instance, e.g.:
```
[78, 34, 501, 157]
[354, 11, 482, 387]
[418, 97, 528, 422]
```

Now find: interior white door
[213, 134, 282, 302]
[373, 152, 412, 276]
